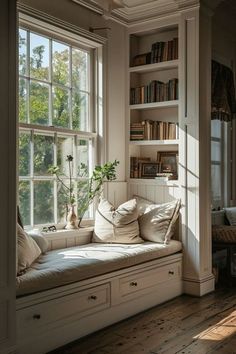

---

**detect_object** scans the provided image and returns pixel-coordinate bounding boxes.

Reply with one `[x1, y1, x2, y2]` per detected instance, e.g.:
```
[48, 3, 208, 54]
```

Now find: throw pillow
[92, 198, 143, 244]
[138, 198, 181, 244]
[17, 224, 41, 275]
[28, 230, 49, 253]
[224, 207, 236, 226]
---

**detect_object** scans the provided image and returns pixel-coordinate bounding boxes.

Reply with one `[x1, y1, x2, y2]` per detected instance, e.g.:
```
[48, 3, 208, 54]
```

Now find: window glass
[30, 33, 49, 81]
[18, 25, 97, 226]
[52, 41, 69, 86]
[33, 135, 54, 176]
[34, 181, 54, 224]
[29, 81, 49, 125]
[19, 132, 31, 176]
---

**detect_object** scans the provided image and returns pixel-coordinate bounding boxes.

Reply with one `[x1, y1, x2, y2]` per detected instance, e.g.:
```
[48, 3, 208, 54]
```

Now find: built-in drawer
[17, 283, 110, 334]
[119, 261, 181, 299]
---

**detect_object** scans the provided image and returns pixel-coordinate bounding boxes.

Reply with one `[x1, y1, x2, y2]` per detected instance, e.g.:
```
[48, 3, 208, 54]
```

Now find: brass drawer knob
[130, 281, 138, 287]
[169, 271, 174, 275]
[88, 295, 97, 300]
[33, 314, 41, 320]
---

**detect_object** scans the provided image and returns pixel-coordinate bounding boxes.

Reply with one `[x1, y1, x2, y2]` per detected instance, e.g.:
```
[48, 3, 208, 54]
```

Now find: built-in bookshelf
[128, 24, 179, 183]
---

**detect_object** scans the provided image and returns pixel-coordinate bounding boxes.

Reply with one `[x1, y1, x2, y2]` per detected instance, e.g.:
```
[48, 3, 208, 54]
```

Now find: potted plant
[49, 156, 119, 228]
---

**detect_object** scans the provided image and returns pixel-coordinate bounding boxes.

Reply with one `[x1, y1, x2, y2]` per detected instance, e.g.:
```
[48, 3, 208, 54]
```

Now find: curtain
[212, 60, 236, 121]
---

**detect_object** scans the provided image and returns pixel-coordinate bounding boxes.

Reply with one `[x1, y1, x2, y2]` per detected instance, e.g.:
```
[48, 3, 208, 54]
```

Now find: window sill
[41, 226, 94, 251]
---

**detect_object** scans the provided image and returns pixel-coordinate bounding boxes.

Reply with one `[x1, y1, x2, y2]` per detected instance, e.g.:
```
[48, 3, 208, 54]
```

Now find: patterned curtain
[212, 60, 236, 121]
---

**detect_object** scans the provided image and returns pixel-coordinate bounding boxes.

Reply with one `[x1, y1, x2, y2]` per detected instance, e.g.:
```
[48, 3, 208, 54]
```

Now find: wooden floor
[50, 287, 236, 354]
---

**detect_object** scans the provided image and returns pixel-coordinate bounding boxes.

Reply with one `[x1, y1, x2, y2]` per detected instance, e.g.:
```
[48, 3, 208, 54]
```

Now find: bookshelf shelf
[129, 139, 179, 146]
[130, 100, 178, 110]
[129, 60, 179, 74]
[129, 178, 179, 186]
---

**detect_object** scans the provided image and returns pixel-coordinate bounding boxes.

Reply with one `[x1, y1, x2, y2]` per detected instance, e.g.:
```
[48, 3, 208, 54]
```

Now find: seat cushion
[212, 224, 236, 243]
[16, 240, 182, 296]
[92, 198, 143, 244]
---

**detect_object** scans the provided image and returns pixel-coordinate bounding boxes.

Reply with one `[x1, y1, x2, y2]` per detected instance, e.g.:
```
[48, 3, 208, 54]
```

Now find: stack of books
[130, 120, 178, 141]
[130, 78, 178, 105]
[151, 38, 178, 63]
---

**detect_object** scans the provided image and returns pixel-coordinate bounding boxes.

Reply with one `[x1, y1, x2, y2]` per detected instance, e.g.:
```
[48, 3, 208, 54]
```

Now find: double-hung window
[18, 18, 103, 227]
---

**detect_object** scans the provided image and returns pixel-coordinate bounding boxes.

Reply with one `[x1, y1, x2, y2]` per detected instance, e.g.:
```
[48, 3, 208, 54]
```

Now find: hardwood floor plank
[49, 288, 236, 354]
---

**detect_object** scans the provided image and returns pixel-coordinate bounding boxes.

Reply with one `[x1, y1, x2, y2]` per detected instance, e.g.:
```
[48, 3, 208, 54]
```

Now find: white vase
[65, 205, 78, 229]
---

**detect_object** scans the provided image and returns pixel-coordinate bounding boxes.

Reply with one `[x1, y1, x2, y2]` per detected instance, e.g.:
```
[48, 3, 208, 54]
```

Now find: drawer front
[17, 283, 110, 334]
[119, 261, 181, 298]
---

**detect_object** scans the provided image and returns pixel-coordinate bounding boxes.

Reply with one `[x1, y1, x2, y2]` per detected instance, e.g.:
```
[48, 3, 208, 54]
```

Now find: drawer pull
[130, 281, 138, 287]
[168, 271, 174, 275]
[88, 295, 97, 300]
[33, 314, 41, 320]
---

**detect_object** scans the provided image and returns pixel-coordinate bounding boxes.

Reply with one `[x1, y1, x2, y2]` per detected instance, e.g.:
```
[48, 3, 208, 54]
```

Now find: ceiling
[73, 0, 236, 26]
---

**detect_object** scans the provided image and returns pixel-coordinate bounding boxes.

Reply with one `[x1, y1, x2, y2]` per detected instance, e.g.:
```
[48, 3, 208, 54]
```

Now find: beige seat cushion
[92, 198, 143, 244]
[17, 224, 41, 275]
[16, 240, 182, 296]
[136, 197, 181, 244]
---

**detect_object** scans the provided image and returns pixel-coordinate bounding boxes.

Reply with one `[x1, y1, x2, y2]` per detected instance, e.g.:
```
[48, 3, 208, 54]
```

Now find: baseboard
[183, 274, 215, 296]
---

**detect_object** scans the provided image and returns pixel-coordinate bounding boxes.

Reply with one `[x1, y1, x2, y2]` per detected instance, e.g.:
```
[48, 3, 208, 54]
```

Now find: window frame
[18, 12, 105, 228]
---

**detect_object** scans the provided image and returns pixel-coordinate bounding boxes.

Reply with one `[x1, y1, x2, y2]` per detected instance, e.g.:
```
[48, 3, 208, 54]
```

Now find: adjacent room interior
[0, 0, 236, 353]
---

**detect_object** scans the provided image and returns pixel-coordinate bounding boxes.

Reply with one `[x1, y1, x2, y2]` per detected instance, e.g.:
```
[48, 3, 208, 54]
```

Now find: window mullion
[69, 47, 73, 130]
[49, 38, 53, 126]
[30, 130, 34, 226]
[54, 132, 58, 224]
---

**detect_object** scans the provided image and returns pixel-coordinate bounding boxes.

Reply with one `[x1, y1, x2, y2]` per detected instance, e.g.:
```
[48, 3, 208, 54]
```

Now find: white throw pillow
[224, 207, 236, 226]
[17, 224, 41, 275]
[137, 198, 181, 244]
[92, 198, 143, 244]
[27, 230, 49, 253]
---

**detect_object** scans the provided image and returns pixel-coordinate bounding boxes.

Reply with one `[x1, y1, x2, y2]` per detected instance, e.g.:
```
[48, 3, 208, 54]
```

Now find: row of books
[130, 157, 150, 178]
[130, 78, 178, 105]
[130, 120, 178, 141]
[151, 38, 178, 64]
[131, 37, 178, 67]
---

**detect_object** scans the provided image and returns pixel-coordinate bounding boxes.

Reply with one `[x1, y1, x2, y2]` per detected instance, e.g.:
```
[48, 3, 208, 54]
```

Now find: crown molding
[71, 0, 224, 26]
[17, 3, 107, 45]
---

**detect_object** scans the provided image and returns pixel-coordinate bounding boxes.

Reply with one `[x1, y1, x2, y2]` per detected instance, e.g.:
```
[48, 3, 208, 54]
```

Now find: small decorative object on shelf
[157, 151, 178, 179]
[49, 157, 119, 228]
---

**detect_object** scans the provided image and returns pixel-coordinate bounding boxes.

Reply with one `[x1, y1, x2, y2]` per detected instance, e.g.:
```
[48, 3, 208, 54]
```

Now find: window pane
[19, 78, 27, 123]
[72, 91, 89, 131]
[30, 33, 49, 81]
[30, 81, 49, 125]
[52, 41, 69, 86]
[211, 164, 222, 200]
[19, 132, 31, 176]
[19, 28, 27, 76]
[211, 141, 221, 162]
[57, 136, 74, 173]
[77, 179, 90, 219]
[19, 181, 31, 226]
[77, 139, 89, 176]
[34, 181, 54, 224]
[72, 48, 88, 91]
[34, 135, 54, 175]
[57, 179, 71, 223]
[53, 86, 70, 128]
[211, 120, 221, 139]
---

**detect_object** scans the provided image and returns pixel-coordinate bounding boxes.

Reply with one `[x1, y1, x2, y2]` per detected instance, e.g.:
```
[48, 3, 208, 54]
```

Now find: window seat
[16, 240, 182, 297]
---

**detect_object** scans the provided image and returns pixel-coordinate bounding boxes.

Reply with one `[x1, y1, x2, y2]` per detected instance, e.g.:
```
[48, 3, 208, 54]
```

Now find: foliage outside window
[18, 26, 97, 226]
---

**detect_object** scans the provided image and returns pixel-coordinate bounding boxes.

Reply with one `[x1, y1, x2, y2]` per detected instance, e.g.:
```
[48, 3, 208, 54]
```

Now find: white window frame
[211, 120, 231, 209]
[18, 11, 106, 228]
